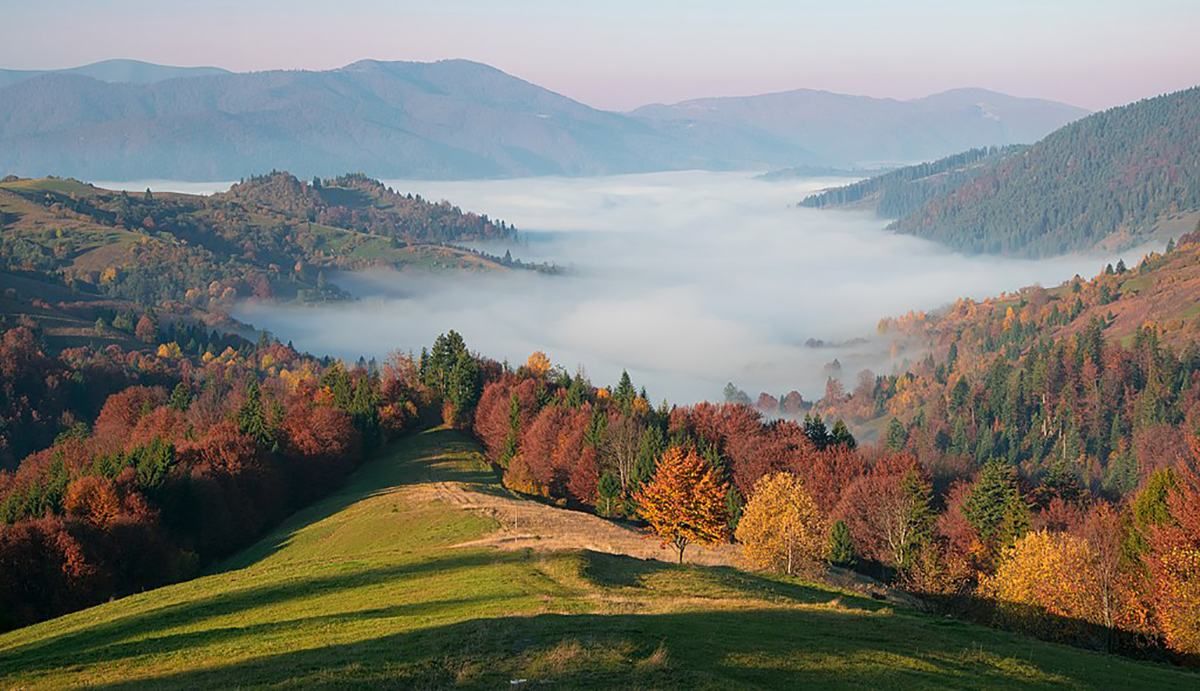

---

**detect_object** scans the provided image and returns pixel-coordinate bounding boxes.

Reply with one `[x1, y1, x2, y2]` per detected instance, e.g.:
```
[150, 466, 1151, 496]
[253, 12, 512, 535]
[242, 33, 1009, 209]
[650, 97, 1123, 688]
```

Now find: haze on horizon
[2, 0, 1198, 112]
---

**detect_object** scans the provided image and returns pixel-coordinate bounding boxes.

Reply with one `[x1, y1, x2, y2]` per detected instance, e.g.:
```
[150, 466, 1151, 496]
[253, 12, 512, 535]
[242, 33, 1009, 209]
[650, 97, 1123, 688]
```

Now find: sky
[2, 1, 1198, 111]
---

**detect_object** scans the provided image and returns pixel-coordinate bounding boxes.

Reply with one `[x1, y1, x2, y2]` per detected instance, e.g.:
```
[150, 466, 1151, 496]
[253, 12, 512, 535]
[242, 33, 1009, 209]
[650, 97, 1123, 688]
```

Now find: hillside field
[0, 429, 1195, 689]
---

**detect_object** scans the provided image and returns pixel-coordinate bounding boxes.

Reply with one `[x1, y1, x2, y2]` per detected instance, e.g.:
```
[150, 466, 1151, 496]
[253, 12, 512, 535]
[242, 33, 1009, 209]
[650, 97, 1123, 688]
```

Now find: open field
[0, 428, 1196, 689]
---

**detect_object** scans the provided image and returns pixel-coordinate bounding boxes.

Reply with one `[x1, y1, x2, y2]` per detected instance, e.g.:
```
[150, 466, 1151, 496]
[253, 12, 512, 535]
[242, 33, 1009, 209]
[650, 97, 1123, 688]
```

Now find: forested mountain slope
[803, 86, 1200, 257]
[0, 172, 514, 313]
[1, 428, 1191, 688]
[891, 86, 1200, 256]
[799, 146, 1020, 217]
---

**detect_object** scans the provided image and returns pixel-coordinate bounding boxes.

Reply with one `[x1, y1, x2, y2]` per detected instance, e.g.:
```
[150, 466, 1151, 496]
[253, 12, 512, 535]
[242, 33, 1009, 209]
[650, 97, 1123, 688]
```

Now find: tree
[1145, 463, 1200, 655]
[885, 417, 908, 451]
[722, 383, 751, 406]
[835, 454, 932, 573]
[423, 331, 481, 425]
[603, 414, 643, 493]
[524, 351, 551, 378]
[167, 382, 192, 412]
[735, 472, 826, 575]
[237, 379, 274, 448]
[597, 472, 621, 517]
[614, 370, 636, 414]
[964, 459, 1029, 551]
[980, 530, 1106, 641]
[635, 447, 728, 563]
[134, 314, 157, 343]
[828, 520, 856, 567]
[829, 420, 856, 449]
[802, 414, 830, 449]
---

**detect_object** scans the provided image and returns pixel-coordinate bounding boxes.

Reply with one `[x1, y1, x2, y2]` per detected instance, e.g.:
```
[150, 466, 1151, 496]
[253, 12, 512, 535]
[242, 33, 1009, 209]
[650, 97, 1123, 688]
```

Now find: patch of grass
[0, 428, 1195, 689]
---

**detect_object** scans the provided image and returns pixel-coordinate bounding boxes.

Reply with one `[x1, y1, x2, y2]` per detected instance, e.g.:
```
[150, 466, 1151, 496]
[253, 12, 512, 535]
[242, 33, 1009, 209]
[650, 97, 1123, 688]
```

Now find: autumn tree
[524, 351, 552, 378]
[980, 530, 1107, 642]
[1145, 461, 1200, 655]
[735, 472, 826, 575]
[635, 446, 728, 563]
[836, 454, 933, 573]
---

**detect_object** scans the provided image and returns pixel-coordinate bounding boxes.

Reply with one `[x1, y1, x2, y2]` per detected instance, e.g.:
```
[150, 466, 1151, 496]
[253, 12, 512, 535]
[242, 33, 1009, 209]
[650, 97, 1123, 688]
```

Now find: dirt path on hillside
[408, 480, 740, 566]
[405, 479, 921, 608]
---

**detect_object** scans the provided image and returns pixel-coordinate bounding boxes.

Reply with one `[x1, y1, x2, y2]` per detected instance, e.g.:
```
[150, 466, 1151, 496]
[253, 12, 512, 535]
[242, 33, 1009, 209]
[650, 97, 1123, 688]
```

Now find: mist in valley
[218, 171, 1143, 404]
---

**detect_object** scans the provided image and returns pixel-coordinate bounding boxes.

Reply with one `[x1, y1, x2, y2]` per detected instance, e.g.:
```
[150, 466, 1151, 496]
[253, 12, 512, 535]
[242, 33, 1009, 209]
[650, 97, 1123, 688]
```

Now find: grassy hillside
[1, 428, 1194, 688]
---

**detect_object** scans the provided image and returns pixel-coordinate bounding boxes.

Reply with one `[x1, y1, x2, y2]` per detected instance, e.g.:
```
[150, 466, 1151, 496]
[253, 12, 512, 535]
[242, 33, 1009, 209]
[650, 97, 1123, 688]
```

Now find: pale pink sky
[2, 1, 1198, 110]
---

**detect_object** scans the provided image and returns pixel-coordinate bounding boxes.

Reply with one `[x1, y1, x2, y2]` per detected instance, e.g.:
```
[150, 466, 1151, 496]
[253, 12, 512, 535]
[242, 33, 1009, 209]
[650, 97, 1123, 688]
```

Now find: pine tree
[237, 379, 274, 448]
[964, 459, 1029, 548]
[830, 419, 856, 449]
[885, 417, 908, 451]
[168, 382, 192, 412]
[597, 472, 621, 517]
[828, 519, 856, 567]
[614, 370, 636, 414]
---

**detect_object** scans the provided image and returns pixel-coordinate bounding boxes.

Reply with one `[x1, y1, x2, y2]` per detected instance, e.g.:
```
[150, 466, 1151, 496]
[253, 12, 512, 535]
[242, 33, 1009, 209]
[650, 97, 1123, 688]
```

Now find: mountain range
[0, 59, 1087, 180]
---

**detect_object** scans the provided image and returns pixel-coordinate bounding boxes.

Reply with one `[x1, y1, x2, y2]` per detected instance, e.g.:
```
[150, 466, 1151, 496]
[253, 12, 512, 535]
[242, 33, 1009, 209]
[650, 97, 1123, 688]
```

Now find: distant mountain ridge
[632, 87, 1085, 169]
[0, 58, 1088, 180]
[0, 58, 230, 89]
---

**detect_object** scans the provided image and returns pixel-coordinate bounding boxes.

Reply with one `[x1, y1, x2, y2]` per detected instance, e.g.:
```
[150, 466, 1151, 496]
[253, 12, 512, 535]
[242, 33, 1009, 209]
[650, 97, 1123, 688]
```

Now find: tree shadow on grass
[90, 607, 1199, 690]
[579, 551, 887, 612]
[0, 550, 527, 678]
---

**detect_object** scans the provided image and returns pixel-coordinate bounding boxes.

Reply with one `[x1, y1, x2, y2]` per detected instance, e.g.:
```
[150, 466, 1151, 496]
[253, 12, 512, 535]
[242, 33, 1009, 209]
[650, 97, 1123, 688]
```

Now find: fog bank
[229, 171, 1142, 404]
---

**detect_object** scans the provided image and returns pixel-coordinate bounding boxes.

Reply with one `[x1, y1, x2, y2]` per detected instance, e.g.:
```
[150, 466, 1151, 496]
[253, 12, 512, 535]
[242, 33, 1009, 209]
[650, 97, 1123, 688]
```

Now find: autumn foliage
[635, 447, 728, 563]
[735, 472, 826, 575]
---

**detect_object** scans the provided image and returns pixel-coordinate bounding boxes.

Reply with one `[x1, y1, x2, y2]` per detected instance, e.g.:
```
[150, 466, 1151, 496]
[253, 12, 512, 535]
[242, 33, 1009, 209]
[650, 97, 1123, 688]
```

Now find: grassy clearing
[0, 429, 1195, 689]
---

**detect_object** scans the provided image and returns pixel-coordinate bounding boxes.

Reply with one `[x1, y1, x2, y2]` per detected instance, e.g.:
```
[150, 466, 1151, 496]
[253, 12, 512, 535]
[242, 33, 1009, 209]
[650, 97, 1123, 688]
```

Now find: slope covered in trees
[0, 173, 521, 348]
[884, 86, 1200, 256]
[799, 146, 1020, 217]
[1, 423, 1192, 687]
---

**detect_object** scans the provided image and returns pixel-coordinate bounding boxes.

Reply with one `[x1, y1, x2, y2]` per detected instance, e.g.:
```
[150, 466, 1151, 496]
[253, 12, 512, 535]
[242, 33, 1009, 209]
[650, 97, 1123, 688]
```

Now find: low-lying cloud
[221, 171, 1151, 404]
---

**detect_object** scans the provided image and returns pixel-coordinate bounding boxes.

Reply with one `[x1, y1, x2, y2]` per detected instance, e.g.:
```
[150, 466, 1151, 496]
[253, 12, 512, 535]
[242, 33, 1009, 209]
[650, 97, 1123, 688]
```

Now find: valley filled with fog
[206, 171, 1133, 404]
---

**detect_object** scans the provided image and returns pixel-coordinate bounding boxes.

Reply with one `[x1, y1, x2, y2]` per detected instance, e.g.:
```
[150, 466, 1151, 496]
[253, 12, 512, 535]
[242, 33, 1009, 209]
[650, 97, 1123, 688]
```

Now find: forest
[798, 145, 1018, 218]
[0, 172, 516, 311]
[807, 86, 1200, 257]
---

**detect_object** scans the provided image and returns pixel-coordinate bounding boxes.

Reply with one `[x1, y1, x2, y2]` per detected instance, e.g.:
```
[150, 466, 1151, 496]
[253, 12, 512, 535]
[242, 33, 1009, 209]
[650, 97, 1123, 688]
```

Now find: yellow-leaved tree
[735, 472, 826, 576]
[978, 529, 1106, 642]
[635, 446, 728, 563]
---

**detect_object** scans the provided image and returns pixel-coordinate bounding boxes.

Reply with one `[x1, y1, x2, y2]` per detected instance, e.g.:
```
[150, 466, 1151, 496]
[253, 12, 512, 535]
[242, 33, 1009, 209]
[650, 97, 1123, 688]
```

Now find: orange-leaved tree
[635, 446, 728, 563]
[735, 472, 826, 575]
